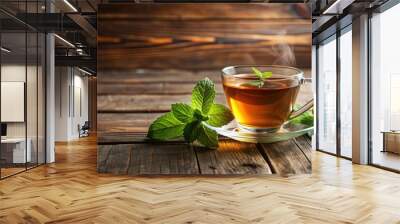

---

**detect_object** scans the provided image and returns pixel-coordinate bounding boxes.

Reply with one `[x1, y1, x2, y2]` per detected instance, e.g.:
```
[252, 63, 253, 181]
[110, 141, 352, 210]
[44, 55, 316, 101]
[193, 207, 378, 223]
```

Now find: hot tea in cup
[222, 66, 312, 132]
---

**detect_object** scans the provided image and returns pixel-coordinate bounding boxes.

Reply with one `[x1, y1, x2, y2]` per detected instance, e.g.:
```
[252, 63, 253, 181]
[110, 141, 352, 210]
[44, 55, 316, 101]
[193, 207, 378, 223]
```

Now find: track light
[1, 47, 11, 53]
[323, 0, 355, 15]
[54, 34, 75, 48]
[63, 0, 78, 12]
[78, 67, 94, 76]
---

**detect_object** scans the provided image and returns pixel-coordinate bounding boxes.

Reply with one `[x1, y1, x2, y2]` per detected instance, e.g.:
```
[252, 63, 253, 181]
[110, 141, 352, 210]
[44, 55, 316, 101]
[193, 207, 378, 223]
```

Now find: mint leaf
[243, 67, 272, 88]
[206, 104, 234, 127]
[191, 78, 215, 115]
[290, 105, 314, 127]
[147, 112, 185, 140]
[183, 120, 201, 143]
[193, 109, 209, 121]
[197, 123, 218, 148]
[172, 103, 194, 123]
[241, 80, 264, 88]
[261, 71, 272, 79]
[147, 78, 235, 149]
[252, 67, 264, 79]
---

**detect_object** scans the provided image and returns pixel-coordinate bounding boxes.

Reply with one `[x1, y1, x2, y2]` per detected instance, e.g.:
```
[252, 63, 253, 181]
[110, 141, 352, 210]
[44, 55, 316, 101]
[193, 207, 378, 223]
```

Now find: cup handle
[288, 78, 314, 120]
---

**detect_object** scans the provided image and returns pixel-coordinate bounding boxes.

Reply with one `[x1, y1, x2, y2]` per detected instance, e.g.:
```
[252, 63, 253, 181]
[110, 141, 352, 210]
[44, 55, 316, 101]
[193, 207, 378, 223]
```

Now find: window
[317, 36, 337, 154]
[0, 2, 47, 179]
[370, 3, 400, 171]
[339, 28, 352, 158]
[316, 25, 353, 158]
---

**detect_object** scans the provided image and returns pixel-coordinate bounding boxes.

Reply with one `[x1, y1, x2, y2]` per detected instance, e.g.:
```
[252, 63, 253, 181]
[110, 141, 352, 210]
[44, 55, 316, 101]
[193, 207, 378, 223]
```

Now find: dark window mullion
[336, 26, 341, 157]
[367, 11, 373, 165]
[315, 44, 320, 151]
[24, 0, 28, 171]
[36, 0, 39, 167]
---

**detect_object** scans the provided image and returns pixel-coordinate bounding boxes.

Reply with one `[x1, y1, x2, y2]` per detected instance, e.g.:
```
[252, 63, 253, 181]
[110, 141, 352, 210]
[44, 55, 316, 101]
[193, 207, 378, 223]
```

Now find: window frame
[367, 0, 400, 173]
[314, 0, 400, 172]
[315, 22, 353, 160]
[0, 2, 48, 180]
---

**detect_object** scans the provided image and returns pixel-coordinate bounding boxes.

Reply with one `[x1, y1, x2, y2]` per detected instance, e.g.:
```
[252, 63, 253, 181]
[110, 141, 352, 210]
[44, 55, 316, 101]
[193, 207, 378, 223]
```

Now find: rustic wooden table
[96, 4, 312, 176]
[97, 71, 312, 176]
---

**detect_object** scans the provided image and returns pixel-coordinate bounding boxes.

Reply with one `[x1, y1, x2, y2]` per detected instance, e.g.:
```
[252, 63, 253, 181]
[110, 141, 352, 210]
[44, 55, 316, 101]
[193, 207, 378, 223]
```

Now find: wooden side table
[382, 131, 400, 154]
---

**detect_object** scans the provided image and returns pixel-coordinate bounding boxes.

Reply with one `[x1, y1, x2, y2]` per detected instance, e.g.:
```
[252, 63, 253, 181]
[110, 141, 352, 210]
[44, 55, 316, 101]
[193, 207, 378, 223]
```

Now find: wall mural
[97, 3, 312, 176]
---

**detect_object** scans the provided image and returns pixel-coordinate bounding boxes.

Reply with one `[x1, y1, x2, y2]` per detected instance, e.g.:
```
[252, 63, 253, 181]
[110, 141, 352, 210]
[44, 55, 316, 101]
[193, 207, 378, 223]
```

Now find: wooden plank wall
[88, 76, 97, 131]
[98, 4, 311, 70]
[97, 3, 311, 138]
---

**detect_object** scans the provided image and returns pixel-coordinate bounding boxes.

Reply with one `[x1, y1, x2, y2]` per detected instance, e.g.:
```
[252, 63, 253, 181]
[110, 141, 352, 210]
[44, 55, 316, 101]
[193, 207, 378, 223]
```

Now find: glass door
[317, 35, 337, 154]
[316, 22, 353, 159]
[0, 1, 46, 179]
[1, 30, 28, 178]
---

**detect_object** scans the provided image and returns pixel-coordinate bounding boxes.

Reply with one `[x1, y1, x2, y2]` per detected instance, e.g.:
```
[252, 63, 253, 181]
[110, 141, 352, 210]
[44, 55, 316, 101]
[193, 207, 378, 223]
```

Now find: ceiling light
[54, 34, 75, 48]
[323, 0, 355, 15]
[76, 48, 86, 56]
[78, 67, 93, 76]
[1, 47, 11, 53]
[63, 0, 78, 12]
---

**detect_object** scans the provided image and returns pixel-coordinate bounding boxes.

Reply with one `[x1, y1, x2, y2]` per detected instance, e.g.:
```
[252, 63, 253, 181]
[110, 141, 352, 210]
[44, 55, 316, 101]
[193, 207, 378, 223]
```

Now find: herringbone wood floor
[1, 136, 400, 224]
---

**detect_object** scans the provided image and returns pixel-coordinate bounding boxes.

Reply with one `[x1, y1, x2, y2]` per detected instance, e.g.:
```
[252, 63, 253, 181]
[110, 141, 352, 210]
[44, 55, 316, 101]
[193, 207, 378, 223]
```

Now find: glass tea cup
[221, 65, 313, 132]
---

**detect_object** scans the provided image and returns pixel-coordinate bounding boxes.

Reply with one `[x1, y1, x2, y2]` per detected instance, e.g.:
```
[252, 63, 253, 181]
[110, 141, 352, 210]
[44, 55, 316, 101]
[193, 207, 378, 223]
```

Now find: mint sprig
[147, 112, 185, 140]
[191, 78, 215, 114]
[242, 67, 272, 88]
[147, 78, 234, 148]
[289, 105, 314, 127]
[171, 103, 194, 123]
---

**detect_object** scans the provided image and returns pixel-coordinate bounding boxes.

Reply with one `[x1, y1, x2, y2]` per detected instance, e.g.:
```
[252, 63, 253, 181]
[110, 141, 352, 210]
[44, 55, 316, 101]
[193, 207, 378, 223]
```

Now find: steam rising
[271, 31, 296, 66]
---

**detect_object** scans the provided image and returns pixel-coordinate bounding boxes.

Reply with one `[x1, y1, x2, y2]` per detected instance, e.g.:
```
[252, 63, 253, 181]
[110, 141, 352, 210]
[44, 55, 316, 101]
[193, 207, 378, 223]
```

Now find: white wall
[72, 73, 89, 138]
[1, 65, 29, 137]
[55, 67, 89, 141]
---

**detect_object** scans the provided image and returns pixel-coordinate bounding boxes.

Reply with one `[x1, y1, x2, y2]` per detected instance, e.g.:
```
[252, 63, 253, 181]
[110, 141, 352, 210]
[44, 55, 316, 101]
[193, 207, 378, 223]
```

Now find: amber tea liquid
[223, 74, 300, 130]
